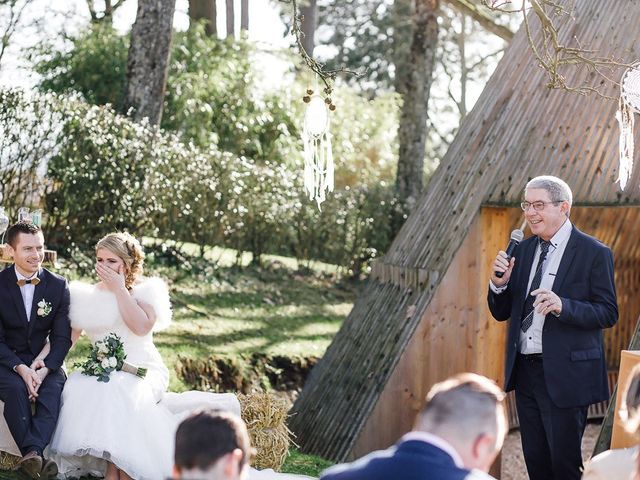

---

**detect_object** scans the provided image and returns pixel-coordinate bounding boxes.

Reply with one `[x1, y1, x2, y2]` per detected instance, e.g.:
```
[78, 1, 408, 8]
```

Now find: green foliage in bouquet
[74, 333, 127, 382]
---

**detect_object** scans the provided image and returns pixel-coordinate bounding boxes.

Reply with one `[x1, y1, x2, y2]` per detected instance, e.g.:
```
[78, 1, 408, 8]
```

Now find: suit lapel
[519, 238, 538, 296]
[28, 269, 47, 336]
[6, 265, 29, 326]
[512, 237, 537, 326]
[553, 227, 578, 292]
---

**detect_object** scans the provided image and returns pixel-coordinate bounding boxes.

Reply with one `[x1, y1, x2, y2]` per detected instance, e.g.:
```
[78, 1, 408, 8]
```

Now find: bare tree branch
[483, 0, 633, 97]
[279, 0, 365, 92]
[0, 0, 30, 69]
[86, 0, 128, 23]
[467, 47, 504, 71]
[445, 0, 514, 41]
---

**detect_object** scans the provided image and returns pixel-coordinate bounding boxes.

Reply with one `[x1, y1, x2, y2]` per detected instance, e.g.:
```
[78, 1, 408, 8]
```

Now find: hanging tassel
[302, 94, 334, 210]
[617, 63, 640, 190]
[616, 96, 635, 190]
[302, 128, 334, 210]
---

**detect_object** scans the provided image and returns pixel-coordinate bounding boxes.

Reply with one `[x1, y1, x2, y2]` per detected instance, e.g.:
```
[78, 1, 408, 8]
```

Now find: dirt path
[501, 422, 600, 479]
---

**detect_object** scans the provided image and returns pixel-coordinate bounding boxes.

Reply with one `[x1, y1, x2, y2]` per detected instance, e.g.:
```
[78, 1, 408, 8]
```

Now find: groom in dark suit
[488, 175, 618, 480]
[0, 221, 71, 479]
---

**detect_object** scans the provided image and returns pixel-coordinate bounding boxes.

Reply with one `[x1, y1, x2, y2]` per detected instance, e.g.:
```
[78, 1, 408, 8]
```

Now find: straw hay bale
[238, 392, 292, 471]
[0, 452, 18, 470]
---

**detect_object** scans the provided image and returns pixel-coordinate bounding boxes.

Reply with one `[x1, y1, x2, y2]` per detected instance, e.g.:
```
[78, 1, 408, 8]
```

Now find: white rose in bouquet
[101, 358, 111, 369]
[108, 357, 117, 368]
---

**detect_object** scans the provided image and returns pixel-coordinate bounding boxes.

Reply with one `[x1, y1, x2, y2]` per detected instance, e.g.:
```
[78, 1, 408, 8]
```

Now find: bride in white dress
[44, 232, 313, 480]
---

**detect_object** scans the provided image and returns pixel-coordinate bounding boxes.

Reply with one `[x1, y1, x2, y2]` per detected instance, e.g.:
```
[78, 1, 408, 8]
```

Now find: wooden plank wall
[351, 206, 639, 460]
[351, 207, 515, 458]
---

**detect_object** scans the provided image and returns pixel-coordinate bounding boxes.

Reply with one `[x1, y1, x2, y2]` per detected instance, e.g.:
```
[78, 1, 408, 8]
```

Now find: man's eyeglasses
[520, 201, 562, 211]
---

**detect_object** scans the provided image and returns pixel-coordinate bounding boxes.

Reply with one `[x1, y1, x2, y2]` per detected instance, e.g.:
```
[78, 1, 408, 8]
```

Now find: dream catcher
[302, 84, 336, 209]
[0, 191, 7, 244]
[616, 62, 640, 190]
[0, 207, 8, 244]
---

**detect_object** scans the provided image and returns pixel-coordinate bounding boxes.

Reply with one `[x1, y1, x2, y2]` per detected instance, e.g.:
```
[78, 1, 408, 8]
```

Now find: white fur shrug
[69, 277, 173, 333]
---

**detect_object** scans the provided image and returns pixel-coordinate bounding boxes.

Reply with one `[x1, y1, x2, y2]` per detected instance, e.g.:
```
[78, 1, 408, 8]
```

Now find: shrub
[0, 87, 398, 275]
[0, 89, 62, 217]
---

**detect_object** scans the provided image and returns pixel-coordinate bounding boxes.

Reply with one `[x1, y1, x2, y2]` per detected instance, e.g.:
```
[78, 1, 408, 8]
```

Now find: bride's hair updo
[96, 232, 144, 289]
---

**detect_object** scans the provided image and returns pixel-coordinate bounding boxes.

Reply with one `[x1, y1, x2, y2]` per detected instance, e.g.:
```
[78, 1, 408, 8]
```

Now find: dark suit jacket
[0, 265, 71, 371]
[488, 225, 618, 408]
[320, 438, 476, 480]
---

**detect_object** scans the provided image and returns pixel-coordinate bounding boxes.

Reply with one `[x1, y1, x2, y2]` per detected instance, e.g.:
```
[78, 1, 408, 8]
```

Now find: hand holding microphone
[491, 229, 524, 287]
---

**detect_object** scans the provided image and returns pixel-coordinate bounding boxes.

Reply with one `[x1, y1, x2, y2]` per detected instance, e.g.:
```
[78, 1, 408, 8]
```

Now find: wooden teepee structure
[290, 0, 640, 463]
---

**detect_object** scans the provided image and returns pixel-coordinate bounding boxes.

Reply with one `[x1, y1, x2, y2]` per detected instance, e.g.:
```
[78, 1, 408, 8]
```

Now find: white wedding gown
[47, 279, 314, 480]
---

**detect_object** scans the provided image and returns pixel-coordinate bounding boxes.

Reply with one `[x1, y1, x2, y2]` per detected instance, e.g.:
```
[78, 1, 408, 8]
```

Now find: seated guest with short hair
[582, 364, 640, 480]
[320, 373, 507, 480]
[173, 409, 253, 480]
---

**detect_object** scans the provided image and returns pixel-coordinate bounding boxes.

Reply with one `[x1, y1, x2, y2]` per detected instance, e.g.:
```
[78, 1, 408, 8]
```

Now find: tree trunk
[226, 0, 235, 38]
[123, 0, 177, 126]
[391, 0, 413, 96]
[300, 0, 317, 56]
[188, 0, 217, 36]
[241, 0, 249, 31]
[395, 0, 439, 212]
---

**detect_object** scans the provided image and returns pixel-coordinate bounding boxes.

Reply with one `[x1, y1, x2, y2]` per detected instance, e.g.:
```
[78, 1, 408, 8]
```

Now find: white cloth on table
[581, 446, 637, 480]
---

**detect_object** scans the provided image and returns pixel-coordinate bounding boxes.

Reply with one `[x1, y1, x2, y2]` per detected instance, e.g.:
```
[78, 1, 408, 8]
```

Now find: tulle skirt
[47, 373, 316, 480]
[48, 370, 177, 480]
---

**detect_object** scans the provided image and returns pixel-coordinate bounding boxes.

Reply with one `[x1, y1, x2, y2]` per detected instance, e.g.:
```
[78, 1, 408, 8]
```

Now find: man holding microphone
[488, 175, 618, 480]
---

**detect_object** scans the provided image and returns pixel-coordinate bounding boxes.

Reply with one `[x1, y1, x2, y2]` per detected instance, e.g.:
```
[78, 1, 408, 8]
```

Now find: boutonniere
[37, 299, 52, 317]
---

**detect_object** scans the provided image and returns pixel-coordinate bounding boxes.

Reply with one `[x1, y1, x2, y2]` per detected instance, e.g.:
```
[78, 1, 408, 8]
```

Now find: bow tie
[17, 278, 40, 287]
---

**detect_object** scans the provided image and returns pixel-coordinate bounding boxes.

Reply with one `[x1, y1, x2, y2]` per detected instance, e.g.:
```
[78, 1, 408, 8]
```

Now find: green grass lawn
[281, 448, 335, 476]
[55, 242, 351, 476]
[0, 447, 335, 478]
[65, 257, 355, 392]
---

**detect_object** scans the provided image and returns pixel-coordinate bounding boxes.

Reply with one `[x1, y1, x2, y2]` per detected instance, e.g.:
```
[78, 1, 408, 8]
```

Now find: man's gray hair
[525, 175, 573, 207]
[416, 373, 506, 440]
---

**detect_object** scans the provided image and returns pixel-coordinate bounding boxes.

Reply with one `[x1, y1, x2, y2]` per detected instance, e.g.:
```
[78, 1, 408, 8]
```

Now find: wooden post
[593, 315, 640, 455]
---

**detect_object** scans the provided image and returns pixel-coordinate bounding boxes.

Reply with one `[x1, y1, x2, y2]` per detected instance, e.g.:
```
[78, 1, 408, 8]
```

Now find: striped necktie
[521, 240, 551, 333]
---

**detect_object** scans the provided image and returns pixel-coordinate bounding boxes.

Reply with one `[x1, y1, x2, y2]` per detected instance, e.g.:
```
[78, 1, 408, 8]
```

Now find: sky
[0, 0, 293, 88]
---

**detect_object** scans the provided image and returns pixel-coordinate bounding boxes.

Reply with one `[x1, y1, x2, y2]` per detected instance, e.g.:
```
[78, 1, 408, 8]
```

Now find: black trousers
[514, 354, 588, 480]
[0, 365, 65, 456]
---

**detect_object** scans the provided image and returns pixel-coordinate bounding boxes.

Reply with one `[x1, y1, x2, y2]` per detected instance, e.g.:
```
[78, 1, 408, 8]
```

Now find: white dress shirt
[15, 268, 39, 322]
[490, 219, 573, 354]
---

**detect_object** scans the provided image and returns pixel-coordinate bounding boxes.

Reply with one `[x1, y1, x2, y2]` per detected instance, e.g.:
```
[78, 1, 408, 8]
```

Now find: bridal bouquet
[74, 333, 147, 382]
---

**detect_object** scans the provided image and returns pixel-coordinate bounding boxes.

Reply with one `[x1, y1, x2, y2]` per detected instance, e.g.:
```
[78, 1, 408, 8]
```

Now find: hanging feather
[302, 95, 334, 209]
[617, 62, 640, 190]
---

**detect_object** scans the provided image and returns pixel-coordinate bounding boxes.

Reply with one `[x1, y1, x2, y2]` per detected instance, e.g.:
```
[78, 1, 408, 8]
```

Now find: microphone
[495, 229, 524, 278]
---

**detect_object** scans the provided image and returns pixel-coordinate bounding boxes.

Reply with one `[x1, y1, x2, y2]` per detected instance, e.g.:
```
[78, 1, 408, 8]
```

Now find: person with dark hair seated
[173, 409, 253, 480]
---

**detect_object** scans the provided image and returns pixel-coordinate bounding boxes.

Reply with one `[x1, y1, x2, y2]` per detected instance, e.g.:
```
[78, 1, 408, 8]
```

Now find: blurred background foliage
[1, 0, 514, 277]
